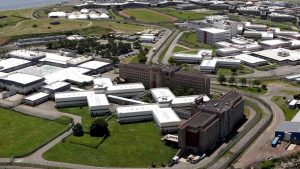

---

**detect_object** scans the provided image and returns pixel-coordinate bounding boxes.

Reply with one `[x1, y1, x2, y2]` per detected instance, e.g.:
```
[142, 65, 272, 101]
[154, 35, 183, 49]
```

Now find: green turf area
[44, 107, 177, 167]
[217, 66, 254, 76]
[234, 86, 267, 95]
[155, 8, 213, 20]
[256, 64, 278, 71]
[178, 32, 215, 53]
[0, 108, 67, 157]
[280, 90, 300, 96]
[108, 9, 125, 20]
[121, 8, 176, 23]
[173, 45, 189, 53]
[0, 9, 33, 28]
[271, 96, 299, 121]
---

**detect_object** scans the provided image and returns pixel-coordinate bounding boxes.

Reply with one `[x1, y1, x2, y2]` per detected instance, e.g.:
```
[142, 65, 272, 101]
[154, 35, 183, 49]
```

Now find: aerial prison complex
[0, 47, 246, 155]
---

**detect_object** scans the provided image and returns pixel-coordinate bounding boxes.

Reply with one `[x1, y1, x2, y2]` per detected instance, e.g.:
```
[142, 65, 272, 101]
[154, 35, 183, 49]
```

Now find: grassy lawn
[178, 32, 215, 53]
[44, 107, 177, 167]
[280, 90, 299, 96]
[0, 9, 34, 27]
[256, 64, 278, 71]
[173, 45, 189, 53]
[121, 8, 176, 23]
[217, 66, 254, 76]
[0, 18, 90, 36]
[271, 96, 299, 121]
[155, 8, 213, 20]
[0, 108, 67, 157]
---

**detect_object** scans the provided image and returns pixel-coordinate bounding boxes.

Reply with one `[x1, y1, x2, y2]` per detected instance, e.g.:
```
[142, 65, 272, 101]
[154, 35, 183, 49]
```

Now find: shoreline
[0, 0, 81, 12]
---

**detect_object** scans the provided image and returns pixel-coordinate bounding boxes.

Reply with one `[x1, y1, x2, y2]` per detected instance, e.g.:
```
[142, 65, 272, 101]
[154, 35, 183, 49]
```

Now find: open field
[120, 8, 177, 23]
[173, 45, 189, 53]
[155, 8, 213, 20]
[44, 107, 176, 167]
[271, 96, 299, 121]
[0, 107, 67, 157]
[33, 5, 74, 18]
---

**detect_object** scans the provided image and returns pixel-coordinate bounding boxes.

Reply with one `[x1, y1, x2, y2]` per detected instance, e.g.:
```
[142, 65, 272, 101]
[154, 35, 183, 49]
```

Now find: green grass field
[217, 66, 254, 76]
[121, 8, 176, 23]
[178, 32, 215, 53]
[44, 107, 177, 167]
[255, 64, 278, 71]
[0, 108, 67, 157]
[173, 45, 189, 53]
[155, 8, 213, 20]
[271, 96, 299, 121]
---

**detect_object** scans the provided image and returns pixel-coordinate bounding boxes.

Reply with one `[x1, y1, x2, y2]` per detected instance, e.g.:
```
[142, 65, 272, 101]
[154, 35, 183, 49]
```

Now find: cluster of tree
[173, 85, 195, 96]
[218, 74, 267, 91]
[137, 47, 149, 63]
[141, 92, 154, 103]
[90, 118, 109, 137]
[72, 123, 84, 136]
[46, 38, 132, 57]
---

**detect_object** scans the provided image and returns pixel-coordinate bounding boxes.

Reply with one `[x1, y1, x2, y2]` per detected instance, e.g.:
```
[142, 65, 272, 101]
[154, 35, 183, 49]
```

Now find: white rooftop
[234, 54, 267, 64]
[0, 73, 44, 85]
[44, 67, 92, 84]
[78, 60, 111, 70]
[8, 50, 45, 60]
[259, 39, 290, 46]
[199, 27, 229, 34]
[200, 59, 218, 68]
[254, 48, 300, 62]
[25, 92, 49, 101]
[42, 81, 70, 90]
[0, 58, 30, 72]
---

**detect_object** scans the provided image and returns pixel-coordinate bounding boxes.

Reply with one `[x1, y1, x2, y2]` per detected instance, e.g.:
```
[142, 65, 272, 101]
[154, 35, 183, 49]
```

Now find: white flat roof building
[200, 59, 217, 73]
[24, 92, 50, 106]
[48, 11, 67, 18]
[253, 48, 300, 65]
[93, 77, 145, 97]
[197, 27, 230, 45]
[39, 52, 73, 67]
[55, 91, 110, 116]
[8, 50, 46, 61]
[41, 81, 71, 94]
[152, 108, 181, 132]
[0, 58, 32, 73]
[173, 50, 212, 63]
[44, 67, 93, 84]
[214, 57, 241, 67]
[0, 73, 45, 94]
[216, 47, 241, 57]
[78, 60, 112, 74]
[234, 54, 268, 67]
[259, 39, 292, 49]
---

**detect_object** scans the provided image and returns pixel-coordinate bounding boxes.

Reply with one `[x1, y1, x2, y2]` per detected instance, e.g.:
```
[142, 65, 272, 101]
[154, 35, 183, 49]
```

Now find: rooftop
[0, 73, 44, 85]
[198, 27, 229, 34]
[0, 58, 30, 72]
[78, 60, 111, 70]
[25, 92, 49, 101]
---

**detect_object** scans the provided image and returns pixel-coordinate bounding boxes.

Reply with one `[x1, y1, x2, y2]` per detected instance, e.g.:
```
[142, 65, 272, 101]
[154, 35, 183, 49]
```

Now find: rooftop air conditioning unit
[278, 50, 290, 57]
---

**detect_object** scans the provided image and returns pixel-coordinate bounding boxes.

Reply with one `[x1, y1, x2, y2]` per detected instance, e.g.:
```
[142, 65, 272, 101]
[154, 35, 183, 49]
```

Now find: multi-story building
[178, 91, 244, 154]
[119, 64, 210, 95]
[268, 13, 297, 22]
[196, 27, 230, 45]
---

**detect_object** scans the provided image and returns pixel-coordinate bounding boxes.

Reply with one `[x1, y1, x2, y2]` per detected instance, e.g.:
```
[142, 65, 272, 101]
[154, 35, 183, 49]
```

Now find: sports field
[121, 8, 177, 23]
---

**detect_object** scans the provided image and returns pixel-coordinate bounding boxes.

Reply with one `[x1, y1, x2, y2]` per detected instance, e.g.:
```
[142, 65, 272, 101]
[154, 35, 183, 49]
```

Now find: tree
[133, 41, 141, 49]
[262, 84, 267, 90]
[186, 88, 195, 95]
[218, 74, 226, 84]
[231, 67, 238, 75]
[72, 123, 83, 136]
[228, 76, 236, 86]
[253, 79, 261, 87]
[90, 118, 109, 137]
[111, 56, 120, 64]
[239, 78, 247, 87]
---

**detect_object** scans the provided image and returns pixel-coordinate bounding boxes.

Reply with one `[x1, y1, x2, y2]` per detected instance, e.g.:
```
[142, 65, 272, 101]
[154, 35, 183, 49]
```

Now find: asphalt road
[162, 31, 185, 64]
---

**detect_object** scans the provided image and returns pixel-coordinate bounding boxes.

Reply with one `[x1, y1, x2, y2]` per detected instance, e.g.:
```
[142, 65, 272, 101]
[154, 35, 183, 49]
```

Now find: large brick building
[119, 64, 210, 95]
[178, 91, 244, 154]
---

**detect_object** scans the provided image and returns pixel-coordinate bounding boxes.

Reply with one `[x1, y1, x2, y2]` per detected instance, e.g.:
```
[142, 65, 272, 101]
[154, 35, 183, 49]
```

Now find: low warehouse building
[24, 92, 50, 106]
[7, 50, 46, 61]
[275, 121, 300, 144]
[259, 39, 292, 49]
[0, 58, 32, 73]
[252, 48, 300, 65]
[234, 54, 268, 67]
[0, 73, 45, 94]
[78, 60, 113, 74]
[41, 81, 71, 94]
[55, 91, 110, 116]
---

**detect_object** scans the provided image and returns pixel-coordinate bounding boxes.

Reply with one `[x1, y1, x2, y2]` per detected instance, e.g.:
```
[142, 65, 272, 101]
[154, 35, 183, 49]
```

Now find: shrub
[72, 123, 84, 136]
[90, 118, 109, 137]
[32, 24, 38, 27]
